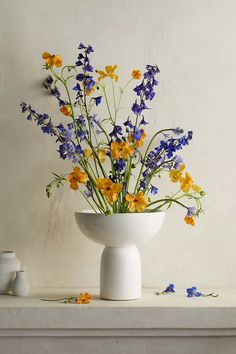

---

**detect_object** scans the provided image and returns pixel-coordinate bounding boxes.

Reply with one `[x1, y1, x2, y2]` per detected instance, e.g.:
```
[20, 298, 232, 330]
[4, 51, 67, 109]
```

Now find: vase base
[100, 246, 141, 301]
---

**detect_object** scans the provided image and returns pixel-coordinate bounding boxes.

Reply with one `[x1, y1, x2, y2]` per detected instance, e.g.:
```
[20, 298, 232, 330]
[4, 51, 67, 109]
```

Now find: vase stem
[100, 246, 141, 300]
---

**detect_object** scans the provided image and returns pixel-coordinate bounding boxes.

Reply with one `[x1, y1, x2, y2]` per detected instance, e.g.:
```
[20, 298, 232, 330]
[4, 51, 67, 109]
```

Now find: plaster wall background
[0, 0, 235, 288]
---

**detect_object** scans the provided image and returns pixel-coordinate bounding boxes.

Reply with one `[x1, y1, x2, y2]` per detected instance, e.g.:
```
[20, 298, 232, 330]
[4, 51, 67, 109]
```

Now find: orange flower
[84, 149, 106, 163]
[96, 65, 118, 81]
[128, 130, 147, 148]
[42, 52, 62, 68]
[132, 70, 142, 79]
[60, 105, 72, 116]
[169, 164, 185, 183]
[67, 167, 88, 190]
[98, 149, 106, 163]
[76, 292, 91, 304]
[96, 178, 122, 203]
[82, 77, 95, 96]
[125, 192, 148, 212]
[85, 86, 95, 96]
[84, 149, 93, 158]
[179, 172, 201, 193]
[110, 141, 134, 160]
[184, 215, 196, 226]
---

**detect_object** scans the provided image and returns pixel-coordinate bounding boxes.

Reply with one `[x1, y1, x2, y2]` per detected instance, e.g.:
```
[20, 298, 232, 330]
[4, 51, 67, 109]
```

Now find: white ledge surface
[0, 288, 236, 333]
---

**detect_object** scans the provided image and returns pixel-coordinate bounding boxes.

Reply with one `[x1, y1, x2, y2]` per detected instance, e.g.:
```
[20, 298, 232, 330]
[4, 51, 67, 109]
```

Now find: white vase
[75, 211, 165, 300]
[12, 270, 30, 297]
[0, 251, 21, 293]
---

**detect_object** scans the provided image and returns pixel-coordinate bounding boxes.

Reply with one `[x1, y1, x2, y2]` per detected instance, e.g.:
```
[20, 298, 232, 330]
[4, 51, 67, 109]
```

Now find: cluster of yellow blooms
[169, 164, 201, 226]
[169, 164, 201, 193]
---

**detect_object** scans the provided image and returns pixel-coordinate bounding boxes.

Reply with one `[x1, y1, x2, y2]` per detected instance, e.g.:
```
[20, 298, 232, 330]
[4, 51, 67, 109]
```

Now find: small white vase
[12, 270, 30, 297]
[0, 251, 21, 293]
[75, 211, 165, 300]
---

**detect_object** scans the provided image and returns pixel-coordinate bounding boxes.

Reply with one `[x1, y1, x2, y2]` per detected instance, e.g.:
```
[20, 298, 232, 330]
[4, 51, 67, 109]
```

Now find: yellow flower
[82, 78, 95, 96]
[125, 192, 148, 212]
[96, 65, 118, 81]
[84, 149, 93, 158]
[42, 52, 62, 68]
[132, 70, 142, 79]
[60, 105, 72, 116]
[184, 215, 196, 226]
[76, 292, 91, 304]
[110, 141, 134, 160]
[96, 178, 122, 203]
[128, 130, 147, 148]
[84, 149, 106, 163]
[169, 164, 185, 183]
[179, 172, 201, 193]
[98, 149, 106, 163]
[85, 86, 95, 96]
[67, 167, 88, 190]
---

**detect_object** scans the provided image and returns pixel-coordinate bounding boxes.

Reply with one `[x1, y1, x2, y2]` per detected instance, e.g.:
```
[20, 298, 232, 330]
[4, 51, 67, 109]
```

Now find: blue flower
[94, 96, 102, 106]
[109, 125, 123, 139]
[132, 101, 143, 115]
[58, 142, 77, 162]
[77, 130, 86, 141]
[86, 45, 94, 54]
[186, 207, 196, 217]
[41, 120, 55, 135]
[173, 155, 183, 170]
[75, 144, 83, 155]
[140, 116, 149, 126]
[57, 123, 74, 141]
[73, 83, 82, 94]
[186, 286, 202, 297]
[132, 128, 143, 141]
[77, 115, 86, 126]
[150, 185, 158, 195]
[114, 158, 126, 172]
[84, 64, 93, 72]
[123, 117, 134, 130]
[76, 73, 85, 81]
[164, 284, 175, 293]
[140, 179, 148, 189]
[78, 43, 86, 49]
[173, 127, 184, 135]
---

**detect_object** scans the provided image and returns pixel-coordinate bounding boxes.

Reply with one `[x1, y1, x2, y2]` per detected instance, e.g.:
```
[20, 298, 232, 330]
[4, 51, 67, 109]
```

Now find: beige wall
[0, 0, 235, 289]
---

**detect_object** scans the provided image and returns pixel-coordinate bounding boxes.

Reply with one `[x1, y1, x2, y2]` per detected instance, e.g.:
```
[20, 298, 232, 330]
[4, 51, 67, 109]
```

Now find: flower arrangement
[20, 43, 205, 225]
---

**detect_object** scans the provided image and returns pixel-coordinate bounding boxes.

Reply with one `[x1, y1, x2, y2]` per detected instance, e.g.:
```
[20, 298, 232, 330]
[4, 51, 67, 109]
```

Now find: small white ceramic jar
[0, 251, 21, 293]
[12, 270, 30, 297]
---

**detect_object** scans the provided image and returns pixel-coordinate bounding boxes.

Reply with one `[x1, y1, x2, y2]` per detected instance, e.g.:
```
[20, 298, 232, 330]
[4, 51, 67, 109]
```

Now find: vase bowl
[75, 211, 165, 300]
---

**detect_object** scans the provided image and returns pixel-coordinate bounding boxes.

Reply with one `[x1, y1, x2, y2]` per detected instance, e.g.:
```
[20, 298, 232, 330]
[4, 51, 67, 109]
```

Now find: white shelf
[1, 288, 236, 354]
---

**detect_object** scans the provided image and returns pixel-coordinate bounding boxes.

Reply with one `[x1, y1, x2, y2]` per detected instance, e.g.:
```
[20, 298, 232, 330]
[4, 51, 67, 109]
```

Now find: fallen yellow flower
[76, 292, 91, 304]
